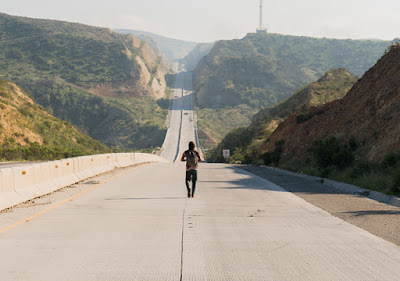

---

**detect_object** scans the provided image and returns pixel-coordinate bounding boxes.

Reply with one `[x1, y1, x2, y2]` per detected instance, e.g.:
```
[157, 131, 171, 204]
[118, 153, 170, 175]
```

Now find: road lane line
[0, 163, 151, 235]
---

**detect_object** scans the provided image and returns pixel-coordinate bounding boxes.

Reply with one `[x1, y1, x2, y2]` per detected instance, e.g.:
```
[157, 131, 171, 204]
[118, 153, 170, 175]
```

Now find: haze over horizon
[1, 0, 399, 43]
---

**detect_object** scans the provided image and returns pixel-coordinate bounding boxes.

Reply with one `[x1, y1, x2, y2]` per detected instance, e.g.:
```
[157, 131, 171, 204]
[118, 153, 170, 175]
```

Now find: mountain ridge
[0, 13, 170, 149]
[193, 32, 390, 147]
[265, 44, 400, 163]
[207, 68, 358, 162]
[115, 29, 198, 60]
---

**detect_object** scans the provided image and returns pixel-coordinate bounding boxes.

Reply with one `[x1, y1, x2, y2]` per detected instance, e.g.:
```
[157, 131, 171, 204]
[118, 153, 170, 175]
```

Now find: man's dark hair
[188, 141, 195, 150]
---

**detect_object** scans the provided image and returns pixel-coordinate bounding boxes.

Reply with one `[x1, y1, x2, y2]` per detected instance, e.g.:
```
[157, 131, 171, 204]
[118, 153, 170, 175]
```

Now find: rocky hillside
[194, 33, 389, 146]
[115, 29, 198, 60]
[208, 68, 358, 162]
[0, 13, 170, 149]
[265, 44, 400, 163]
[0, 80, 108, 160]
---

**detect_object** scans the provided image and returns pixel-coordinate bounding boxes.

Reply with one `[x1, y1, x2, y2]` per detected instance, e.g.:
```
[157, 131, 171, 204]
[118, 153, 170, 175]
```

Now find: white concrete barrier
[32, 162, 54, 196]
[89, 155, 105, 175]
[92, 154, 114, 174]
[75, 156, 97, 180]
[0, 153, 169, 211]
[73, 157, 86, 181]
[130, 153, 137, 165]
[136, 153, 169, 163]
[13, 165, 41, 201]
[50, 159, 80, 190]
[116, 153, 134, 167]
[0, 168, 24, 211]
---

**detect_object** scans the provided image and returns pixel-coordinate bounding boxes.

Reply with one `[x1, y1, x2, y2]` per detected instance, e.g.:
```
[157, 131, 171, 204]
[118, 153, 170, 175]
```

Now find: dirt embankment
[266, 45, 400, 162]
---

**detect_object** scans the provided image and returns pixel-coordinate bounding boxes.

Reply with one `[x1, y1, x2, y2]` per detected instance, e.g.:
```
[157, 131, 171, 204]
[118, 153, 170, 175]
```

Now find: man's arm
[196, 151, 203, 162]
[180, 152, 186, 162]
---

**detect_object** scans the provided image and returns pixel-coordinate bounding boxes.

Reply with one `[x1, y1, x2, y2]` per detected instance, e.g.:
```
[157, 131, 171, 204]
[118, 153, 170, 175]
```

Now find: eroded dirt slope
[266, 45, 400, 162]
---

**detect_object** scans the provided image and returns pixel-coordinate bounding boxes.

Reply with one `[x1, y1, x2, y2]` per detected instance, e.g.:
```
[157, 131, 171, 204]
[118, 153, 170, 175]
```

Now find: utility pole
[256, 0, 267, 34]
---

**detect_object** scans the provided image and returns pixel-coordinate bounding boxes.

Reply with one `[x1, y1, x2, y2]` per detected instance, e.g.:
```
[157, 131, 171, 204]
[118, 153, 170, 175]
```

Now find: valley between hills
[1, 12, 399, 195]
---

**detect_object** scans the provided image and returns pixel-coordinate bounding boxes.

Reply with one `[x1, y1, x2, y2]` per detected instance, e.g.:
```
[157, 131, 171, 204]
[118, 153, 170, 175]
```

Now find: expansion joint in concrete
[179, 200, 187, 281]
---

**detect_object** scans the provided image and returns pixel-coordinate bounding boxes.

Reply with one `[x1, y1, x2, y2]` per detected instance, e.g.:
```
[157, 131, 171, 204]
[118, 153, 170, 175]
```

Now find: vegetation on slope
[0, 13, 169, 149]
[244, 33, 388, 77]
[0, 80, 109, 161]
[261, 44, 400, 196]
[194, 33, 389, 147]
[22, 80, 168, 149]
[0, 13, 140, 83]
[196, 105, 255, 149]
[207, 68, 358, 163]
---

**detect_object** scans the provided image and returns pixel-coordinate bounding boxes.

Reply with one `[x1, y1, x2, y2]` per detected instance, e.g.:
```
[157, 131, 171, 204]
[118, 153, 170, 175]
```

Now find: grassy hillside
[207, 69, 358, 163]
[0, 80, 109, 160]
[0, 13, 169, 149]
[194, 33, 389, 147]
[196, 105, 255, 149]
[23, 80, 167, 149]
[0, 14, 139, 83]
[244, 33, 388, 77]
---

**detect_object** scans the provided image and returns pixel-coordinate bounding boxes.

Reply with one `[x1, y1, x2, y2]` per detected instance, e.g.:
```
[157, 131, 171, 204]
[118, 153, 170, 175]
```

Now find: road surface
[161, 71, 198, 162]
[0, 71, 399, 280]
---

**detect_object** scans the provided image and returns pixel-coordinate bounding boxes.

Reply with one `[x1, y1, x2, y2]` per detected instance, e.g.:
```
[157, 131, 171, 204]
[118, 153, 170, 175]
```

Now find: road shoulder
[0, 163, 151, 233]
[236, 164, 400, 246]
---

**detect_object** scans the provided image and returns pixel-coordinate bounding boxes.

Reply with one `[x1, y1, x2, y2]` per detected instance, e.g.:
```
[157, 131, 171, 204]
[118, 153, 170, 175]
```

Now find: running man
[181, 141, 203, 198]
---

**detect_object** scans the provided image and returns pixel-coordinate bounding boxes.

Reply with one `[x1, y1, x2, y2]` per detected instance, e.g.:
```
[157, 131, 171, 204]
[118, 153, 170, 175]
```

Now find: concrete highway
[0, 71, 399, 280]
[161, 71, 199, 162]
[160, 71, 185, 162]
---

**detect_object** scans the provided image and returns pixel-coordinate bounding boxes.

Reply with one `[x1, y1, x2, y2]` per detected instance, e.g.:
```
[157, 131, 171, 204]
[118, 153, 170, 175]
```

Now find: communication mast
[256, 0, 267, 34]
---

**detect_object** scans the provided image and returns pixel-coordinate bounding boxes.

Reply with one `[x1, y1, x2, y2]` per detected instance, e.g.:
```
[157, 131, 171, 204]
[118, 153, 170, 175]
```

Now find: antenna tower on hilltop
[256, 0, 267, 34]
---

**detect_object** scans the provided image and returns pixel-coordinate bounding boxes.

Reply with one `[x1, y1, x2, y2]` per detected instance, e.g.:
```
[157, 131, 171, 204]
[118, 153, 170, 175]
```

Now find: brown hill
[207, 68, 357, 163]
[0, 80, 108, 158]
[265, 44, 400, 162]
[253, 68, 357, 126]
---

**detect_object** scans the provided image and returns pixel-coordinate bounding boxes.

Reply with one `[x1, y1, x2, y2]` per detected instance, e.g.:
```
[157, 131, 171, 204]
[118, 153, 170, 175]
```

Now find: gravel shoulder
[236, 164, 400, 246]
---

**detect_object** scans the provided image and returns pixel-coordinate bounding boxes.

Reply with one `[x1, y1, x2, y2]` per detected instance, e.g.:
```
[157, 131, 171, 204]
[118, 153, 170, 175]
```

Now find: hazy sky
[1, 0, 399, 43]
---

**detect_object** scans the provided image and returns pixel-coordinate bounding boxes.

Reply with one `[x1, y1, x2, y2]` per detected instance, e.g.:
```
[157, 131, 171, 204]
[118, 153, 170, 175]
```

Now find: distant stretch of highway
[0, 69, 399, 280]
[160, 71, 198, 162]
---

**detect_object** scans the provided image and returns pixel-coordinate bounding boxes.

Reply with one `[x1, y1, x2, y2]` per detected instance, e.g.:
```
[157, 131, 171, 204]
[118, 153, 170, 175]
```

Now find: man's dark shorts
[186, 170, 197, 182]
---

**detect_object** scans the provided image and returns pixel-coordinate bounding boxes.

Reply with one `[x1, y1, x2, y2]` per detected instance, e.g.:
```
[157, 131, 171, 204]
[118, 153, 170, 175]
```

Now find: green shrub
[262, 140, 285, 166]
[333, 148, 354, 169]
[383, 153, 400, 168]
[310, 137, 354, 169]
[296, 113, 313, 124]
[319, 166, 333, 178]
[390, 168, 400, 195]
[349, 161, 375, 178]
